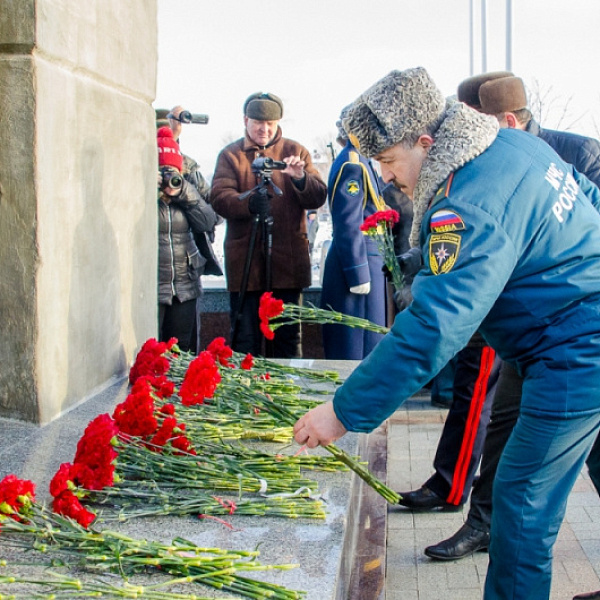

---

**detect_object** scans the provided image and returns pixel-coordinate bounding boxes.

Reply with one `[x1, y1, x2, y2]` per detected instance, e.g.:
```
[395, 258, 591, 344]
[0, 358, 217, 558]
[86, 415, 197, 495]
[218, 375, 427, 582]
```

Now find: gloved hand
[381, 264, 393, 283]
[397, 247, 422, 279]
[248, 192, 270, 217]
[393, 285, 413, 312]
[349, 282, 371, 295]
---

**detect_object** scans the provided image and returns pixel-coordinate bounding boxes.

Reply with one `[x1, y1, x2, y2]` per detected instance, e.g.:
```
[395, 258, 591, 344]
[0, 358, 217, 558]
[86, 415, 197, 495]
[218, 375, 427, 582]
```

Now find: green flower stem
[250, 393, 401, 505]
[363, 223, 404, 292]
[0, 571, 227, 599]
[269, 304, 390, 336]
[113, 442, 319, 495]
[168, 351, 340, 386]
[176, 363, 399, 504]
[323, 444, 400, 504]
[87, 487, 326, 521]
[0, 509, 306, 599]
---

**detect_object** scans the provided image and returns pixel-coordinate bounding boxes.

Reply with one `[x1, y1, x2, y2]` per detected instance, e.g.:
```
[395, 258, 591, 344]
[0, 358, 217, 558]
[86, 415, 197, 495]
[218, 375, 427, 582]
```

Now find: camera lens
[179, 111, 193, 124]
[168, 175, 183, 190]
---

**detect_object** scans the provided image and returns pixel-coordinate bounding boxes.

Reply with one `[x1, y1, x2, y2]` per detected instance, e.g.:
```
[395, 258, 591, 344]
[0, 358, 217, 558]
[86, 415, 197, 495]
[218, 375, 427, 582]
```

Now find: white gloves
[349, 282, 371, 295]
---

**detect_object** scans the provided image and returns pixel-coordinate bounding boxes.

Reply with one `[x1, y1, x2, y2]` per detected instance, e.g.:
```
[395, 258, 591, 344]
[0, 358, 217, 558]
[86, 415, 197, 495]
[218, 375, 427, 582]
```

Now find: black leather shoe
[425, 523, 490, 560]
[397, 485, 462, 511]
[573, 592, 600, 599]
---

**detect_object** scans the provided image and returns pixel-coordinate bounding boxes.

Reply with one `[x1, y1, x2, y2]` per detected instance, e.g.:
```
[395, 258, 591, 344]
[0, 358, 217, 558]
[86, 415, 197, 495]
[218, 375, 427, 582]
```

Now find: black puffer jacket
[158, 180, 219, 305]
[526, 119, 600, 188]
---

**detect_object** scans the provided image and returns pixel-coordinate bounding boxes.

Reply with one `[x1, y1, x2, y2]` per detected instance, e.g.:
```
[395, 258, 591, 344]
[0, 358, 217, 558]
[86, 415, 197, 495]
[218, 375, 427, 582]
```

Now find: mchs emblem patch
[429, 233, 461, 275]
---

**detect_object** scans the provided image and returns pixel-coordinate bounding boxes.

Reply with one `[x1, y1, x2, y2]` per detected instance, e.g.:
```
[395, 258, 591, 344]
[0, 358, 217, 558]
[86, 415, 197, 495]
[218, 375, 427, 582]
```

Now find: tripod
[231, 169, 282, 355]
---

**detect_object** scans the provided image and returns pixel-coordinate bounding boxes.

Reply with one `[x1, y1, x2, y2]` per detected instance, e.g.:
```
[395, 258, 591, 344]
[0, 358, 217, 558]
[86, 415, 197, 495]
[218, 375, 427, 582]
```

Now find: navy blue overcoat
[320, 142, 388, 359]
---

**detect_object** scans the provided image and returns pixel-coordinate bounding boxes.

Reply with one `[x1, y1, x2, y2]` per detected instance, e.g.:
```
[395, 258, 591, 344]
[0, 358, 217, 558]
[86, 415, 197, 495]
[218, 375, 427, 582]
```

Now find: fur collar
[409, 99, 499, 247]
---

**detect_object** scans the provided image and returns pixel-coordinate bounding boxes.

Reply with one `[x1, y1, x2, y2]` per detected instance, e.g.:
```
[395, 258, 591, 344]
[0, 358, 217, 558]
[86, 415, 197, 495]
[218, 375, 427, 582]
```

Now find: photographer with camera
[161, 106, 212, 201]
[156, 106, 223, 353]
[157, 126, 218, 351]
[210, 92, 327, 358]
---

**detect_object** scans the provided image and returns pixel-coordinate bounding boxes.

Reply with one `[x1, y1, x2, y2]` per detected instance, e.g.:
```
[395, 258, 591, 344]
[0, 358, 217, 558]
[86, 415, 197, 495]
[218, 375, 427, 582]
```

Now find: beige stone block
[0, 0, 159, 423]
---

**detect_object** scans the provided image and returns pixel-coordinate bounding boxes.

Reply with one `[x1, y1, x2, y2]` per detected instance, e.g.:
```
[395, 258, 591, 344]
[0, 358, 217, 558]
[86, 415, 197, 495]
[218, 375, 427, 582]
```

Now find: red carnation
[207, 337, 234, 367]
[359, 209, 400, 232]
[113, 379, 159, 438]
[49, 463, 76, 497]
[359, 209, 404, 292]
[141, 374, 175, 399]
[150, 416, 178, 448]
[129, 337, 178, 384]
[171, 433, 196, 455]
[241, 353, 254, 370]
[72, 414, 118, 490]
[179, 351, 221, 406]
[52, 490, 96, 528]
[0, 474, 36, 521]
[258, 292, 284, 341]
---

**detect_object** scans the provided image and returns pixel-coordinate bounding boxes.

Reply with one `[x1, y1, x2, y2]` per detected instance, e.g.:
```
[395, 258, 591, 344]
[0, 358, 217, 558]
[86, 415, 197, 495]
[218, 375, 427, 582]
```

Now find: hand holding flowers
[293, 402, 348, 448]
[359, 209, 404, 292]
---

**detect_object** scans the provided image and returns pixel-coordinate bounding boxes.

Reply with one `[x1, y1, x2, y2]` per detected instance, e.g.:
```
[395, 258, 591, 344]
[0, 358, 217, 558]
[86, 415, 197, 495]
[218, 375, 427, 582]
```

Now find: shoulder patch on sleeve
[346, 180, 360, 196]
[430, 209, 465, 233]
[429, 233, 461, 275]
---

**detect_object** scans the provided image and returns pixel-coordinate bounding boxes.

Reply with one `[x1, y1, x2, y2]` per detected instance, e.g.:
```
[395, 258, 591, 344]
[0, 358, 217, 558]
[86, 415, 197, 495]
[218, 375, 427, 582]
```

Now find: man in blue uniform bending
[293, 67, 600, 600]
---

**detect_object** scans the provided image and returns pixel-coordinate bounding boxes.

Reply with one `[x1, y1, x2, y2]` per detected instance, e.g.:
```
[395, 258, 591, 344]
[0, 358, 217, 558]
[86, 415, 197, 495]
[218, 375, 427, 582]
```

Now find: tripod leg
[231, 215, 260, 349]
[263, 215, 274, 358]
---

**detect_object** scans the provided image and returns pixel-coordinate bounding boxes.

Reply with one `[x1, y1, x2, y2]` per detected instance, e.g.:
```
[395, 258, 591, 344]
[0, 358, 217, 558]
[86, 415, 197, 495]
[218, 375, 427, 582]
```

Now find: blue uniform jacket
[332, 128, 600, 430]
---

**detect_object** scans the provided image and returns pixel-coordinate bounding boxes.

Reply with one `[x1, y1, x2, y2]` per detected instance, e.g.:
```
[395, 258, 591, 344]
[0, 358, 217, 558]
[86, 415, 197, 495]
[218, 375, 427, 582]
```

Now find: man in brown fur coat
[210, 92, 326, 357]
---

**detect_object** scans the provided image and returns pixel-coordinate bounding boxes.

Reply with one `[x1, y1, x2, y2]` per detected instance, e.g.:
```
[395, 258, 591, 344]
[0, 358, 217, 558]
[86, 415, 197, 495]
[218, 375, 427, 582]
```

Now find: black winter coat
[527, 119, 600, 188]
[158, 180, 219, 305]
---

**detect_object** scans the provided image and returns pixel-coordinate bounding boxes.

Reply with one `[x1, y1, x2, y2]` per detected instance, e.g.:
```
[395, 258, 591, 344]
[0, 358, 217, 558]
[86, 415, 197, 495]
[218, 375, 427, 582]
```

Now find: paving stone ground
[385, 392, 600, 600]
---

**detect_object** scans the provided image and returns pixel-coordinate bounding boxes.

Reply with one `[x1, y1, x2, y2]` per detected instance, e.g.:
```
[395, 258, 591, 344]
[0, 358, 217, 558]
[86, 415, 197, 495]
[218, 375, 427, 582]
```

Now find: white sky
[155, 0, 600, 178]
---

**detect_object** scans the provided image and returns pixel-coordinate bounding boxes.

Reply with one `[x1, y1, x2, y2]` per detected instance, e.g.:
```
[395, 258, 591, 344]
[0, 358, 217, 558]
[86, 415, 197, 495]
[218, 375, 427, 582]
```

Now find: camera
[251, 157, 287, 173]
[160, 167, 183, 192]
[239, 157, 285, 203]
[168, 110, 209, 125]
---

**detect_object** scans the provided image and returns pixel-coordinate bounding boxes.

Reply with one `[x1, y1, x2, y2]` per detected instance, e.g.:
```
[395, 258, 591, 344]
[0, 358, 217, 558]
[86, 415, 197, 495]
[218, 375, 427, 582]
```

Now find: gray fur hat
[335, 104, 352, 142]
[342, 67, 446, 157]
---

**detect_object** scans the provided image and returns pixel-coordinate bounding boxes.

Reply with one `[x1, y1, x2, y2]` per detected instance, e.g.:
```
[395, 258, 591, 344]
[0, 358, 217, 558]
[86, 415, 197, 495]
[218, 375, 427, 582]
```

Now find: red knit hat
[157, 126, 183, 171]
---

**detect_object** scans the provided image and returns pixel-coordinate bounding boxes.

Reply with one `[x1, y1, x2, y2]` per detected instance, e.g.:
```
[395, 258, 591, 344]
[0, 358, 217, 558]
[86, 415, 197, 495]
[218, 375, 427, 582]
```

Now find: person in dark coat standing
[210, 92, 327, 358]
[157, 126, 218, 351]
[320, 118, 388, 359]
[156, 106, 223, 353]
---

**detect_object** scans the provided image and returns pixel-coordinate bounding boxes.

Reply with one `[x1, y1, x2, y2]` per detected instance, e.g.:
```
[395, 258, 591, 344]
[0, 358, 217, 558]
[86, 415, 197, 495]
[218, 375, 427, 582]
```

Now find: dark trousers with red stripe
[425, 332, 502, 506]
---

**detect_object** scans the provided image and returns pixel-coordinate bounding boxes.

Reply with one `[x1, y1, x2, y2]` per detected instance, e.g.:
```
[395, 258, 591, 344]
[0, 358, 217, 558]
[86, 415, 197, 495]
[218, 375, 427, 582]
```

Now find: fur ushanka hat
[456, 71, 514, 110]
[335, 104, 352, 142]
[342, 67, 446, 158]
[243, 92, 284, 121]
[478, 76, 528, 115]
